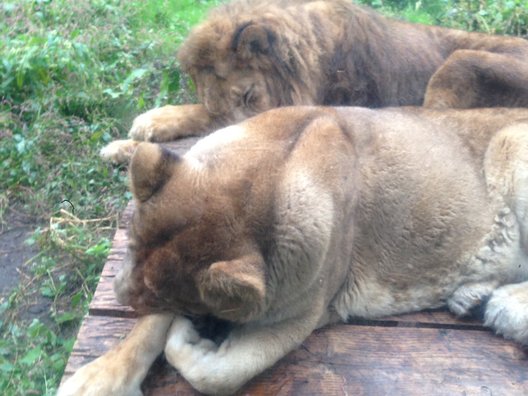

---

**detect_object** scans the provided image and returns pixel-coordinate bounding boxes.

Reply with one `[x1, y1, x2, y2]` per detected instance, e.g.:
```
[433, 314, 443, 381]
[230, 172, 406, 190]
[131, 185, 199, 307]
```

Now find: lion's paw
[484, 282, 528, 345]
[100, 139, 140, 163]
[164, 317, 217, 368]
[447, 281, 497, 317]
[57, 355, 142, 396]
[129, 110, 159, 141]
[164, 317, 238, 395]
[167, 316, 201, 347]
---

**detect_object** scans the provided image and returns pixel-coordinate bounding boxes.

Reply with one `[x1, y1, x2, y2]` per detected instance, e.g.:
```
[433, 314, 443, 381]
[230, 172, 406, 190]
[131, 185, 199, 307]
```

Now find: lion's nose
[203, 88, 229, 116]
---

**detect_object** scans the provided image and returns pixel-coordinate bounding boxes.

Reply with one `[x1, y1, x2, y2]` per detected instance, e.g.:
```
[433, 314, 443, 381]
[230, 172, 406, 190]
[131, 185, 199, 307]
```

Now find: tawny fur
[62, 106, 528, 395]
[100, 0, 528, 162]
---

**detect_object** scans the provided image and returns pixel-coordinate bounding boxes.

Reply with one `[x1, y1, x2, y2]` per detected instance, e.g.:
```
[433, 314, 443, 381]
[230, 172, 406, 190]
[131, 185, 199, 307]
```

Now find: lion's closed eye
[242, 85, 255, 106]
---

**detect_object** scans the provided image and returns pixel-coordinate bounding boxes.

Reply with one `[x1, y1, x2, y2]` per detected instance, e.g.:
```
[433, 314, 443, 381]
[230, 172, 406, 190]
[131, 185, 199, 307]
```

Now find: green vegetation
[358, 0, 528, 35]
[0, 0, 526, 395]
[0, 1, 218, 394]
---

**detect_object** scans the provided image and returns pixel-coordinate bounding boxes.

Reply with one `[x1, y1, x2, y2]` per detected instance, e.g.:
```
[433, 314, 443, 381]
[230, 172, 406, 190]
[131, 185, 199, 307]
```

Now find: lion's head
[113, 141, 274, 323]
[177, 1, 321, 123]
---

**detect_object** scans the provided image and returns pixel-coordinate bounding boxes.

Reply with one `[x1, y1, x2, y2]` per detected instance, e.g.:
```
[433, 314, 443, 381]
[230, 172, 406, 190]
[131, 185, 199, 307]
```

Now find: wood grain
[63, 315, 528, 395]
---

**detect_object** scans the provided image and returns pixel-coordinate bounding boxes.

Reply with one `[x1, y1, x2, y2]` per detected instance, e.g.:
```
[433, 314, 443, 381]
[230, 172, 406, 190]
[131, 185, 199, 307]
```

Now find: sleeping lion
[101, 0, 528, 162]
[62, 106, 528, 395]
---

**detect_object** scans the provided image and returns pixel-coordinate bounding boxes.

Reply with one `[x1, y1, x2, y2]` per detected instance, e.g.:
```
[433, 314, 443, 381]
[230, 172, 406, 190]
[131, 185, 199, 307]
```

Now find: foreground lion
[62, 106, 528, 395]
[101, 0, 528, 162]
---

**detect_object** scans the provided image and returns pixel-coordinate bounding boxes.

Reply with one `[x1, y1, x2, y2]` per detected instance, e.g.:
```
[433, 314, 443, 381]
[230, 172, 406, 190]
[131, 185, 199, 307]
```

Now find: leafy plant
[357, 0, 528, 35]
[0, 0, 218, 394]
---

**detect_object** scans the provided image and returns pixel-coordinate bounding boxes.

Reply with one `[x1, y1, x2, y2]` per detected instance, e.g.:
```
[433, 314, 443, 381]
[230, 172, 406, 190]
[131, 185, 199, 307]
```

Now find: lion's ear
[232, 22, 275, 59]
[197, 252, 267, 322]
[129, 142, 179, 202]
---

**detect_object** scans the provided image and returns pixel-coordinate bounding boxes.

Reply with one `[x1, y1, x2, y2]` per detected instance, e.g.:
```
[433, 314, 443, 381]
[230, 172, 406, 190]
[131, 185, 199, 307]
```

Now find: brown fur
[62, 106, 528, 395]
[179, 0, 528, 113]
[119, 107, 528, 322]
[100, 0, 528, 163]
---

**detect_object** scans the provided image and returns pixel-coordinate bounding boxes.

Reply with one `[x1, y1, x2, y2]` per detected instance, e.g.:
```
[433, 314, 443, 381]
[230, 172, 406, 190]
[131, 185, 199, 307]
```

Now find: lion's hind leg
[477, 122, 528, 345]
[423, 49, 528, 109]
[446, 270, 528, 346]
[484, 281, 528, 345]
[485, 122, 528, 255]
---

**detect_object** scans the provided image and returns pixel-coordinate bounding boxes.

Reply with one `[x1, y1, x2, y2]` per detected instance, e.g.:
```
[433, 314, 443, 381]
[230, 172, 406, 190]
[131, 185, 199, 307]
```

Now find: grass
[357, 0, 528, 35]
[0, 0, 526, 395]
[0, 1, 219, 394]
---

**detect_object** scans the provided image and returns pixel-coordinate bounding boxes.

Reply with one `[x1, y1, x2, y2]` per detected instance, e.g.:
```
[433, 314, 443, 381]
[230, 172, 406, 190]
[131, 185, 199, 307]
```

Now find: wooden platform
[62, 137, 528, 395]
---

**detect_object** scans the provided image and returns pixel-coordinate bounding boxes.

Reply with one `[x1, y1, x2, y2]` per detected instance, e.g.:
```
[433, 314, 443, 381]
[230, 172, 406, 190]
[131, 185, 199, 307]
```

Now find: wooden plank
[63, 315, 528, 395]
[89, 275, 134, 317]
[89, 226, 135, 317]
[236, 325, 528, 396]
[62, 316, 133, 376]
[117, 201, 134, 229]
[348, 309, 482, 330]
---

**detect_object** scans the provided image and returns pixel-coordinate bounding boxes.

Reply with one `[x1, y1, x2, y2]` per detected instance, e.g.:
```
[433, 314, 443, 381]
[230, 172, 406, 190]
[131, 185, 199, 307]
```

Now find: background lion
[101, 0, 528, 162]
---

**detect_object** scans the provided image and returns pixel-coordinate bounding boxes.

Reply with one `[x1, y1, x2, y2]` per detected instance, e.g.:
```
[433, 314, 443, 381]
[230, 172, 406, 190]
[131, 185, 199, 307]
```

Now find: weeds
[0, 0, 218, 394]
[358, 0, 528, 35]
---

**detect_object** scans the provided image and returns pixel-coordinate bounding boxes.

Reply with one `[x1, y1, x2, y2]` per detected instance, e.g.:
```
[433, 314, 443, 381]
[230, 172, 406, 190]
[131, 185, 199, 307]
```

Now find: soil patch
[0, 208, 38, 298]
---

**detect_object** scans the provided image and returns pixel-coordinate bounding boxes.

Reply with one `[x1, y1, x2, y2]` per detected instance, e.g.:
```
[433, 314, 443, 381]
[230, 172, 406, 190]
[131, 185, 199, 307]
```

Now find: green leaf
[103, 88, 121, 99]
[0, 361, 14, 373]
[40, 285, 54, 298]
[15, 70, 24, 89]
[54, 311, 77, 325]
[0, 344, 10, 356]
[27, 319, 45, 338]
[19, 347, 42, 366]
[120, 68, 148, 92]
[85, 239, 110, 257]
[3, 3, 16, 13]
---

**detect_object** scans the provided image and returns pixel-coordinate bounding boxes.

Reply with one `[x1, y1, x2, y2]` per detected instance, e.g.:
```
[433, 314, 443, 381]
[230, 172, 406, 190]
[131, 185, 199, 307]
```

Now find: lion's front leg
[100, 104, 221, 163]
[58, 313, 174, 396]
[424, 50, 528, 109]
[128, 104, 218, 142]
[164, 315, 318, 395]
